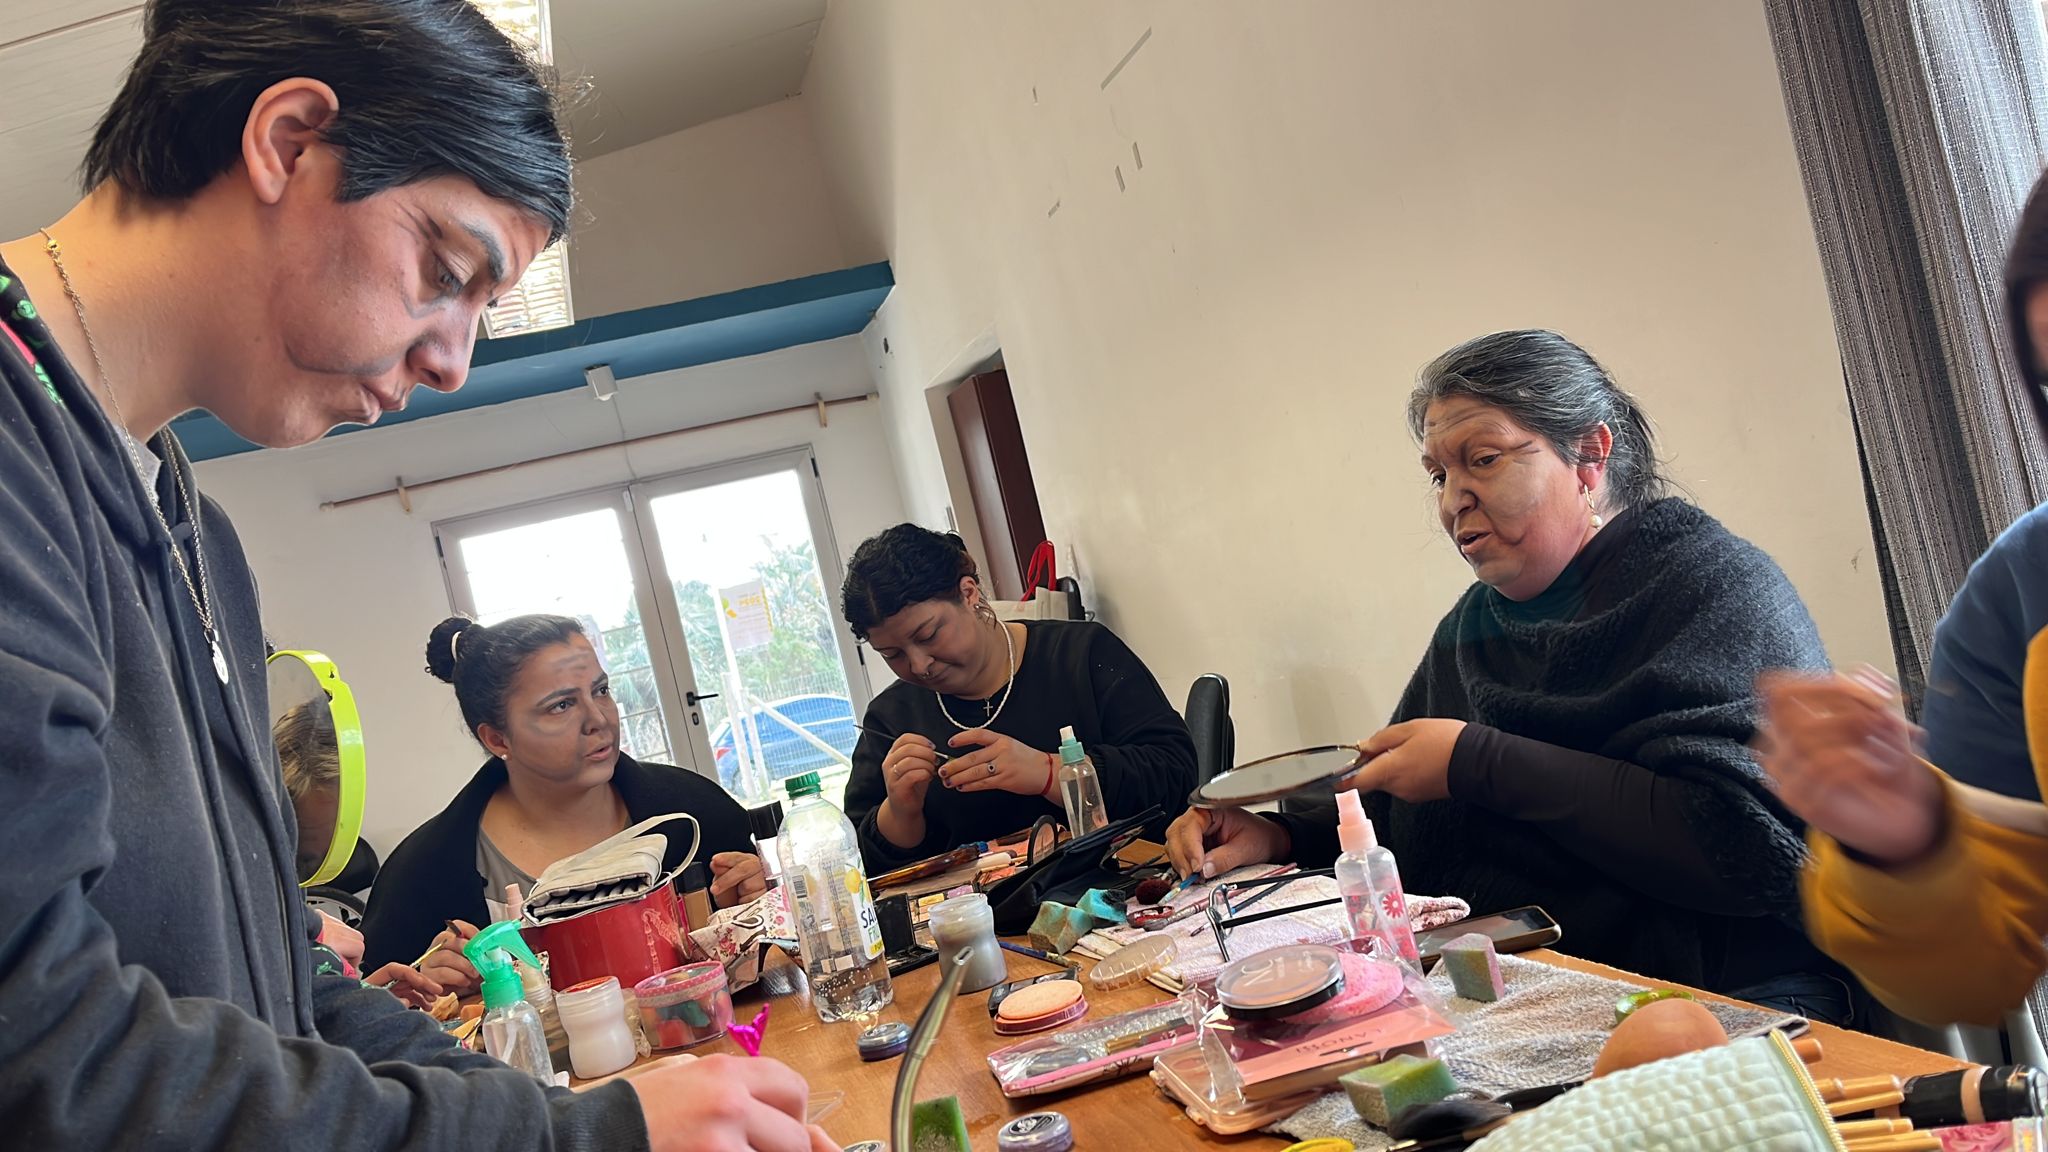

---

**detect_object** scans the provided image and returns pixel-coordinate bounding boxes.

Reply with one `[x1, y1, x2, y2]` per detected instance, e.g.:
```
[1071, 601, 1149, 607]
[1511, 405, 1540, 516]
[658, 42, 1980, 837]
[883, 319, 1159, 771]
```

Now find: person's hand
[1343, 719, 1466, 804]
[420, 919, 481, 996]
[882, 732, 941, 813]
[316, 909, 364, 970]
[365, 961, 445, 1010]
[710, 851, 767, 906]
[943, 729, 1055, 797]
[1756, 668, 1944, 866]
[1165, 807, 1292, 881]
[628, 1052, 838, 1152]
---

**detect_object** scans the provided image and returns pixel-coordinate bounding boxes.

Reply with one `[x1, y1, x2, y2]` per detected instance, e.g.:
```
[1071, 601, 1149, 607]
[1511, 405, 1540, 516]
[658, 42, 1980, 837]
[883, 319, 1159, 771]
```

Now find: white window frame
[431, 447, 872, 784]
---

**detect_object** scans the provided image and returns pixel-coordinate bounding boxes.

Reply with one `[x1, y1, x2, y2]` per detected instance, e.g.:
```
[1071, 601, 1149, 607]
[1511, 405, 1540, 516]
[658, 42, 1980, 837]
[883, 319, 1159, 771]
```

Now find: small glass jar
[927, 893, 1006, 993]
[556, 976, 637, 1080]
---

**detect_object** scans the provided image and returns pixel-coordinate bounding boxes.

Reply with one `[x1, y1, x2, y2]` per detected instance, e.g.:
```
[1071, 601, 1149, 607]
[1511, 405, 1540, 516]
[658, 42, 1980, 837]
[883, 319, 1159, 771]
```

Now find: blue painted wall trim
[176, 262, 893, 461]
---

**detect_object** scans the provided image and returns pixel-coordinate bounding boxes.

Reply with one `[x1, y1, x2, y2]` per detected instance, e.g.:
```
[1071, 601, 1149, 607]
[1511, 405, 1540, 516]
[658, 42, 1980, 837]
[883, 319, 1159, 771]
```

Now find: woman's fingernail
[1202, 861, 1216, 878]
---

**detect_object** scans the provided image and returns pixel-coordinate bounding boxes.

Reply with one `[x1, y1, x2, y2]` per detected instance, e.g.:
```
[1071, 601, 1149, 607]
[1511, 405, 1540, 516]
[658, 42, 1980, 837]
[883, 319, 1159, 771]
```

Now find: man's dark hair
[82, 0, 572, 242]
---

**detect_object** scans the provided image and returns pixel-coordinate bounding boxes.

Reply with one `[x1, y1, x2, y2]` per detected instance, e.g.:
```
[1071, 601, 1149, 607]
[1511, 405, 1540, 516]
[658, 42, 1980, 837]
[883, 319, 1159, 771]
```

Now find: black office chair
[1185, 674, 1234, 786]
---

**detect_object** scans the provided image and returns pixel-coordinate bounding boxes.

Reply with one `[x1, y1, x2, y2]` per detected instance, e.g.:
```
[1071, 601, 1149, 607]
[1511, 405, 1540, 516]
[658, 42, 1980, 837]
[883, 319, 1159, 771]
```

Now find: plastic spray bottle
[1334, 789, 1421, 971]
[1056, 726, 1108, 836]
[463, 921, 554, 1085]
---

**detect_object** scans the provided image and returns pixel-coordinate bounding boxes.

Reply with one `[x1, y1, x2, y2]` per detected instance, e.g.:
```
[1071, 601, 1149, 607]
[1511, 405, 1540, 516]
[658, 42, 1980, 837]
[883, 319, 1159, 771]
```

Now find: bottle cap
[1335, 788, 1375, 855]
[996, 1112, 1074, 1152]
[856, 1021, 911, 1062]
[1058, 726, 1085, 766]
[786, 772, 823, 799]
[463, 920, 544, 1012]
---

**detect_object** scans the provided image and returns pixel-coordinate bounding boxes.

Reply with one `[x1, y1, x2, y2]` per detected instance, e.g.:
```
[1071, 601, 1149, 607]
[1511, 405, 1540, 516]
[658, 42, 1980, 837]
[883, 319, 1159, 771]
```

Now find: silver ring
[987, 762, 998, 777]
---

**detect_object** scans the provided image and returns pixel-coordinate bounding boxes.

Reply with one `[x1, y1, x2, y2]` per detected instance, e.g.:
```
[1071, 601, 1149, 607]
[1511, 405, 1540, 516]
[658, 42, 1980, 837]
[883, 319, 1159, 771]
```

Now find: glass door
[634, 450, 870, 810]
[436, 492, 698, 771]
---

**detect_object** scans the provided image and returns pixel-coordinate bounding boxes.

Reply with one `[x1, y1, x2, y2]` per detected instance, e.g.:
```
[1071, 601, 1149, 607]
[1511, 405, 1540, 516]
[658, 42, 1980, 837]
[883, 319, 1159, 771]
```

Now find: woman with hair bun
[359, 614, 763, 988]
[838, 524, 1197, 871]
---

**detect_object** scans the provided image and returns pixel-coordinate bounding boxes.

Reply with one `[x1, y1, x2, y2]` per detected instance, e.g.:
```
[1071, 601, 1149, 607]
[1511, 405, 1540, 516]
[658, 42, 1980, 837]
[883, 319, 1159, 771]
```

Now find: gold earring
[1584, 485, 1603, 529]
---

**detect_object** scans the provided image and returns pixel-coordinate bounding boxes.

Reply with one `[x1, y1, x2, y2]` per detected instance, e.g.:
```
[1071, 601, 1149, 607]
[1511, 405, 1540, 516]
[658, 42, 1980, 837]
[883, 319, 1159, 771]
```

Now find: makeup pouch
[986, 807, 1159, 935]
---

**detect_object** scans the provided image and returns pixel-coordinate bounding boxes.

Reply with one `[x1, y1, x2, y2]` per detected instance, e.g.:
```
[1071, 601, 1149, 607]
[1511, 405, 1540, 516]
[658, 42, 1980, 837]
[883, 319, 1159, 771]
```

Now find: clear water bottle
[777, 771, 893, 1021]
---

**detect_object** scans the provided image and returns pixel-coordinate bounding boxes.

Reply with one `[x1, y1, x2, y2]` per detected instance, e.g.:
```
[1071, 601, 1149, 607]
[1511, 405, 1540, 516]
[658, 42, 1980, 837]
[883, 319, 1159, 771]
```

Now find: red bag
[1023, 541, 1058, 598]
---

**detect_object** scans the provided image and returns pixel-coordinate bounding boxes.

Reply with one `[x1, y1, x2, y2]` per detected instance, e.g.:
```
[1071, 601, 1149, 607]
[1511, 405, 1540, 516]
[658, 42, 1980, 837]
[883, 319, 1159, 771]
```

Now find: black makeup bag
[985, 806, 1162, 935]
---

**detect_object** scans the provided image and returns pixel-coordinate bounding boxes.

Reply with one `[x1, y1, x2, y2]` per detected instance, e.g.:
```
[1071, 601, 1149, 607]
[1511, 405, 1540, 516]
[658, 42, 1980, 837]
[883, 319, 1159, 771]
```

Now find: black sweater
[0, 256, 646, 1148]
[1275, 499, 1838, 993]
[844, 619, 1197, 871]
[361, 754, 756, 969]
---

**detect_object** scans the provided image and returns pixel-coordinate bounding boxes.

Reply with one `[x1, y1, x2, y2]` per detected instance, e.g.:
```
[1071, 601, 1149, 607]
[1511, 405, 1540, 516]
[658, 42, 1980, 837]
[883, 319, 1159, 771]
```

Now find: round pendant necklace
[938, 618, 1016, 732]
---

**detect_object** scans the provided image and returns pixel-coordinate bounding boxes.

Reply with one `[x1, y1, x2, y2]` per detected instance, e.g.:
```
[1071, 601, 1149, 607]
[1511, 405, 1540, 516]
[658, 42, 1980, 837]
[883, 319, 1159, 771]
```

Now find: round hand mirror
[1189, 745, 1362, 809]
[268, 650, 366, 888]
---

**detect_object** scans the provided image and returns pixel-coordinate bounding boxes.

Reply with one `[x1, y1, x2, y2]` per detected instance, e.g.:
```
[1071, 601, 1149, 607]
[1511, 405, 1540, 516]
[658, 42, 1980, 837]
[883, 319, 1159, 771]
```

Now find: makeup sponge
[1028, 901, 1093, 955]
[1342, 1053, 1459, 1127]
[909, 1097, 971, 1152]
[1439, 932, 1507, 1002]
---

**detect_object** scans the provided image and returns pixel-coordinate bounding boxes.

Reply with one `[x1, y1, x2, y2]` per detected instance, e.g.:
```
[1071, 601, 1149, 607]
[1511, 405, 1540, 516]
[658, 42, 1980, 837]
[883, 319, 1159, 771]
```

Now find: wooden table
[613, 946, 1967, 1149]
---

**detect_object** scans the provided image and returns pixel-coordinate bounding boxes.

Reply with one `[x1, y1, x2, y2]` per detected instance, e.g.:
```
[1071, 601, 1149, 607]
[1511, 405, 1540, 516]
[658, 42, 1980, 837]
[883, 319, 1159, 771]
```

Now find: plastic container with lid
[1088, 934, 1178, 991]
[556, 976, 638, 1079]
[926, 893, 1006, 993]
[633, 963, 735, 1051]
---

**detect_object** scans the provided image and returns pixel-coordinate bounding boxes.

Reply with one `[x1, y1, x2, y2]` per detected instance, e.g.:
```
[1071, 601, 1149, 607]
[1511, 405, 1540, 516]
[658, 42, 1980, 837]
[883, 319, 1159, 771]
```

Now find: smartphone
[1414, 905, 1561, 966]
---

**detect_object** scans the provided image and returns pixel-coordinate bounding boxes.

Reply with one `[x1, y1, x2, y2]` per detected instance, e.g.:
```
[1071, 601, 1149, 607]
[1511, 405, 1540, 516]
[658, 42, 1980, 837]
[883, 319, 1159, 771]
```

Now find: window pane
[647, 470, 857, 810]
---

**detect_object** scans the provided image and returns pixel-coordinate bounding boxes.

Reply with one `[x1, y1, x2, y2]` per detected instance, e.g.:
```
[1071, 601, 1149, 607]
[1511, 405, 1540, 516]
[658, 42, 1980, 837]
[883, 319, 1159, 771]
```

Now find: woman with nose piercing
[838, 525, 1197, 871]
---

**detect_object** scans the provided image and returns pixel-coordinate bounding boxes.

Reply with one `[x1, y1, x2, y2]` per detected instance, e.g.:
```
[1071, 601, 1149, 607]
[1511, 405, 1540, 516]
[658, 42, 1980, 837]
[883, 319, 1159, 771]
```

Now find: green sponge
[1027, 900, 1093, 954]
[1341, 1053, 1459, 1127]
[909, 1096, 971, 1152]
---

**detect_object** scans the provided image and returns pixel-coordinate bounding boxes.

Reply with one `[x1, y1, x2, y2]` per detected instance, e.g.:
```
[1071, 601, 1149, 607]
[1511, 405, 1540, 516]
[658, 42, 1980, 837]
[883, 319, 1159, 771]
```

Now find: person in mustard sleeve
[1758, 171, 2048, 1028]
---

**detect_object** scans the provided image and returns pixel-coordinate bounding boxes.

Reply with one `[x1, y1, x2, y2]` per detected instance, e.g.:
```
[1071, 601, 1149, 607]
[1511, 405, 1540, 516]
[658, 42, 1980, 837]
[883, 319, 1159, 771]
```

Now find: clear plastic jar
[635, 963, 735, 1051]
[556, 976, 637, 1079]
[927, 893, 1007, 993]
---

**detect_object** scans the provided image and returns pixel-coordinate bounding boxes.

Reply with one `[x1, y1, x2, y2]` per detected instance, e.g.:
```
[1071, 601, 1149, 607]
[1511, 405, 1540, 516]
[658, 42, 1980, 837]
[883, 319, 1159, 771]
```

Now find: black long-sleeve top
[1274, 500, 1845, 994]
[844, 619, 1196, 871]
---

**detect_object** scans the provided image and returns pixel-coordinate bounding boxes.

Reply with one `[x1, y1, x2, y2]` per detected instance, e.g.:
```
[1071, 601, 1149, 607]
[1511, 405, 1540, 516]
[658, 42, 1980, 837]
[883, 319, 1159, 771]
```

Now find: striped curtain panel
[1765, 0, 2048, 707]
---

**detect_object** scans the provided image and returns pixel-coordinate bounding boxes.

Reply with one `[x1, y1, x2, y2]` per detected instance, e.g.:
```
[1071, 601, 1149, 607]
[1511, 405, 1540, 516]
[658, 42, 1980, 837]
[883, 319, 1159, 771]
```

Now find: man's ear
[241, 78, 341, 206]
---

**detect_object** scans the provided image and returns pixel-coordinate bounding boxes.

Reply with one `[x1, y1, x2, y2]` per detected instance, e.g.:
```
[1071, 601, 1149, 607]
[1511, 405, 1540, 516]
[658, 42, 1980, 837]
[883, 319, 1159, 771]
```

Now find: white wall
[806, 1, 1891, 755]
[196, 337, 906, 856]
[569, 97, 851, 317]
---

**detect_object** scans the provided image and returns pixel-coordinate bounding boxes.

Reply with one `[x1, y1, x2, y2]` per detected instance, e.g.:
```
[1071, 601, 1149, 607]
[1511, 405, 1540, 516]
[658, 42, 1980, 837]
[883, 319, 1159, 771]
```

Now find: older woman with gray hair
[1168, 330, 1854, 1020]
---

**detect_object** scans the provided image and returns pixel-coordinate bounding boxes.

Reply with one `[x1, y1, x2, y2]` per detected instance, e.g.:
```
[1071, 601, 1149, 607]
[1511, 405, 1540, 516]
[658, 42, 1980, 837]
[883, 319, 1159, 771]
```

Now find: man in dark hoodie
[0, 3, 832, 1150]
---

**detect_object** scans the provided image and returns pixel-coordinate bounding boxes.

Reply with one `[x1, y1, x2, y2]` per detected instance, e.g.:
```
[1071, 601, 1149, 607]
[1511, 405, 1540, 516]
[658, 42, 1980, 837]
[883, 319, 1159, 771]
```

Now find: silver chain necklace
[938, 616, 1016, 731]
[40, 229, 230, 685]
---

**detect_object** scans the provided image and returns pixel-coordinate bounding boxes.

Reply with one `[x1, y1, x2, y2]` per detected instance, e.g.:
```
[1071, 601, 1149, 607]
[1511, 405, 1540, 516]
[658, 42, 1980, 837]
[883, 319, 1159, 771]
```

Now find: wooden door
[947, 369, 1047, 600]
